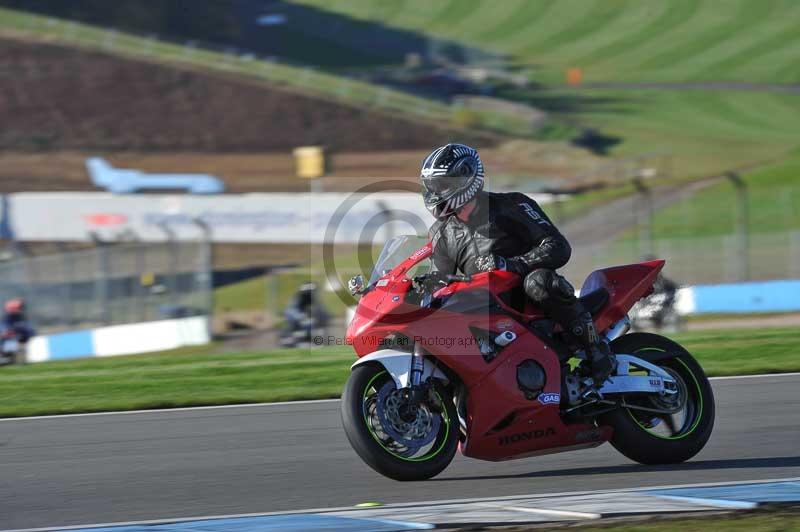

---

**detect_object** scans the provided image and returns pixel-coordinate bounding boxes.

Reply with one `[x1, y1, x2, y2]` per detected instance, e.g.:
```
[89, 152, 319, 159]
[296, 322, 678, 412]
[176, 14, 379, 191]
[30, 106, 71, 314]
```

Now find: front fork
[409, 342, 425, 387]
[406, 342, 427, 404]
[407, 343, 444, 411]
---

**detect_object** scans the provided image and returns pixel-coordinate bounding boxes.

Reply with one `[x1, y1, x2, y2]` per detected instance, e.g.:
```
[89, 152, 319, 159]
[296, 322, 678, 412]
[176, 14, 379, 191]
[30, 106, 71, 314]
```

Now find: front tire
[600, 333, 715, 465]
[341, 363, 458, 481]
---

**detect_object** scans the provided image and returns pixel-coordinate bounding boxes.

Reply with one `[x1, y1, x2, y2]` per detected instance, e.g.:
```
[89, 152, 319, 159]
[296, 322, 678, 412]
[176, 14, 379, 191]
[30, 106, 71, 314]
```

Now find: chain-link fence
[0, 240, 212, 333]
[559, 175, 800, 287]
[562, 230, 800, 288]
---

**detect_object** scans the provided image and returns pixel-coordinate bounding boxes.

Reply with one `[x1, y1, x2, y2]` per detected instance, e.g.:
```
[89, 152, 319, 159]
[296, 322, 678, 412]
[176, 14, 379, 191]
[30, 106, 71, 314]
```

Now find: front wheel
[600, 333, 715, 465]
[341, 363, 458, 481]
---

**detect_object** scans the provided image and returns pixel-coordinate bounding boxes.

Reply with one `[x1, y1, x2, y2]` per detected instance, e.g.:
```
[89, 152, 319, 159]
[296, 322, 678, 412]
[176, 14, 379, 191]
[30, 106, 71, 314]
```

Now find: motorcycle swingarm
[596, 354, 677, 395]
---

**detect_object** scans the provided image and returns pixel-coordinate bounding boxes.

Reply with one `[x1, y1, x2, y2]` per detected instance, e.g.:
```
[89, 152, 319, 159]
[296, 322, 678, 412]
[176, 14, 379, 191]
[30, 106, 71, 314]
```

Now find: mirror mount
[348, 274, 365, 296]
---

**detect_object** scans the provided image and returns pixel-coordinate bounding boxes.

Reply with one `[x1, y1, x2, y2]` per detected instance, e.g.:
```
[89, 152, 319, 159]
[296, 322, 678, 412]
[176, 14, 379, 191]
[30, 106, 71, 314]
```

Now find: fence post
[136, 243, 149, 322]
[192, 218, 214, 338]
[725, 172, 750, 281]
[633, 177, 654, 258]
[157, 222, 180, 319]
[56, 243, 75, 328]
[790, 230, 800, 279]
[93, 239, 111, 326]
[21, 245, 41, 327]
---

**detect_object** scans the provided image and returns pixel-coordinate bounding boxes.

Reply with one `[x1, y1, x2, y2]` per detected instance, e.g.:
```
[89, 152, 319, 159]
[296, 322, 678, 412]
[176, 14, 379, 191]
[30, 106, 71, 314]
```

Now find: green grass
[575, 149, 800, 286]
[214, 276, 270, 313]
[294, 0, 800, 84]
[0, 344, 353, 417]
[5, 4, 799, 177]
[293, 1, 800, 179]
[648, 152, 800, 239]
[529, 87, 800, 180]
[574, 510, 800, 531]
[594, 151, 800, 282]
[214, 246, 382, 316]
[215, 271, 354, 318]
[0, 326, 797, 417]
[669, 327, 800, 377]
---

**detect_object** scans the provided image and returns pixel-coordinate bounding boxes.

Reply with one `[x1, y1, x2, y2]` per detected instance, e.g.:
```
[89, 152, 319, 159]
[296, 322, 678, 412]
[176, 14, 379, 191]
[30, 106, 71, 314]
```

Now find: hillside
[0, 37, 493, 152]
[286, 0, 800, 179]
[295, 0, 800, 84]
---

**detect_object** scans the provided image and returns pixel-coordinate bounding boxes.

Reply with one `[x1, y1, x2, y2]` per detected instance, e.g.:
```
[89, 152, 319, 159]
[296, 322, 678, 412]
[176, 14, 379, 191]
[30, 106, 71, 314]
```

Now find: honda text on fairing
[341, 236, 715, 481]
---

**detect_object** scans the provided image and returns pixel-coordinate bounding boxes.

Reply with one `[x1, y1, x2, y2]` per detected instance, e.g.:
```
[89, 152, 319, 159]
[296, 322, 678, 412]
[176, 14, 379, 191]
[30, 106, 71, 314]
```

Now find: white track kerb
[5, 478, 800, 532]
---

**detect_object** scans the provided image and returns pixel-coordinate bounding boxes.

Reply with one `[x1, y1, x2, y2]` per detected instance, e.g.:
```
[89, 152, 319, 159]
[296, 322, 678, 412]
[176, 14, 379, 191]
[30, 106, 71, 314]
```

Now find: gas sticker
[538, 392, 560, 405]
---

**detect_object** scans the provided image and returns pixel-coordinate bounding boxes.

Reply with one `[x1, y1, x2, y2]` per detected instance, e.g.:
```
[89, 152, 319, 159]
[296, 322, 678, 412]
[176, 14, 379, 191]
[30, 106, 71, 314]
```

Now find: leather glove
[413, 271, 449, 293]
[475, 255, 527, 276]
[474, 254, 501, 272]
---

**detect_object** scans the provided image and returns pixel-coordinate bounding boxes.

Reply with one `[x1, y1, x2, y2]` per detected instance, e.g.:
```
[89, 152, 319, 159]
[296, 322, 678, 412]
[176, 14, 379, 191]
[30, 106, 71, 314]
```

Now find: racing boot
[568, 311, 616, 386]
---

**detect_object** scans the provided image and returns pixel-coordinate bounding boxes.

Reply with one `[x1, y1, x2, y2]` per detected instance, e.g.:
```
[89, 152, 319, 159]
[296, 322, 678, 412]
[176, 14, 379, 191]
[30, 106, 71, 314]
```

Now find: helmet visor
[421, 173, 471, 199]
[429, 199, 456, 219]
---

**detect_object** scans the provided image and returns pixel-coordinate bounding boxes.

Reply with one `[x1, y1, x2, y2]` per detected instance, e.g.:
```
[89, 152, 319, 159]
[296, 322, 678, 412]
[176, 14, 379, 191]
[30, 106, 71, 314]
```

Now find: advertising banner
[3, 191, 554, 244]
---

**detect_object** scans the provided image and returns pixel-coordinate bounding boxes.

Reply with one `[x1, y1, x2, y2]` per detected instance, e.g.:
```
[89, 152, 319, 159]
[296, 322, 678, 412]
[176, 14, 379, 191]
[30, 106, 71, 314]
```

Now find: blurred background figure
[0, 298, 35, 364]
[630, 257, 683, 332]
[280, 282, 329, 348]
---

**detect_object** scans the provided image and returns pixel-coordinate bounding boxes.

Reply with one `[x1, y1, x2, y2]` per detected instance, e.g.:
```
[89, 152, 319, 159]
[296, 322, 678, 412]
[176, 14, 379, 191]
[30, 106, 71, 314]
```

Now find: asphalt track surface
[1, 374, 799, 530]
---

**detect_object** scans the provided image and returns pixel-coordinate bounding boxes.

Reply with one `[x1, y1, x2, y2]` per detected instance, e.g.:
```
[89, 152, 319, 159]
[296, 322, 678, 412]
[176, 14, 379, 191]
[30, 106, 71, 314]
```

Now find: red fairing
[347, 243, 661, 462]
[582, 260, 665, 332]
[346, 244, 436, 357]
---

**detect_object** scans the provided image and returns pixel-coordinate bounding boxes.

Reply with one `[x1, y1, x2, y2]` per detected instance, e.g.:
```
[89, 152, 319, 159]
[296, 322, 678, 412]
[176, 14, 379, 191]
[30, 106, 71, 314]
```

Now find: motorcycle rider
[420, 143, 614, 384]
[2, 298, 35, 342]
[281, 282, 329, 347]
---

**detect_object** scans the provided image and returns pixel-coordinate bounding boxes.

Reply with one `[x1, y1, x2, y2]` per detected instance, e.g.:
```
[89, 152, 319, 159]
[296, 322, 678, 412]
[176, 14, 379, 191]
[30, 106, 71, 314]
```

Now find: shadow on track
[432, 456, 800, 482]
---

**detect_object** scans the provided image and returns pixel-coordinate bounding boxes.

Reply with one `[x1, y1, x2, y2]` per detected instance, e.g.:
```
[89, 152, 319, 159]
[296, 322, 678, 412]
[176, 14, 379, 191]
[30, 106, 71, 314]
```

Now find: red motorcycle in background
[342, 236, 715, 481]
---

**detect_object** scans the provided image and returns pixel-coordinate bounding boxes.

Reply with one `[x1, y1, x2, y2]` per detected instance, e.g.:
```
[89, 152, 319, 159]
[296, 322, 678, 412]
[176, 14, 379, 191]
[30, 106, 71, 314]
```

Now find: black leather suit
[430, 191, 580, 323]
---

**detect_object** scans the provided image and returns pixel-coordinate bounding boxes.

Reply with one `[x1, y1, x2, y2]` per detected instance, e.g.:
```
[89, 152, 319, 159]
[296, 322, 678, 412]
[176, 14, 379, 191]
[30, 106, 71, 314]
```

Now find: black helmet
[420, 143, 484, 219]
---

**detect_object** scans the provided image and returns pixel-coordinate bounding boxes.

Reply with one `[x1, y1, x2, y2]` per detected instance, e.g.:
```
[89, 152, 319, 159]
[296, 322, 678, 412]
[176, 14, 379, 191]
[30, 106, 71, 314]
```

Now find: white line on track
[0, 372, 798, 422]
[652, 495, 757, 510]
[709, 371, 800, 380]
[4, 477, 799, 532]
[0, 398, 340, 422]
[491, 504, 601, 520]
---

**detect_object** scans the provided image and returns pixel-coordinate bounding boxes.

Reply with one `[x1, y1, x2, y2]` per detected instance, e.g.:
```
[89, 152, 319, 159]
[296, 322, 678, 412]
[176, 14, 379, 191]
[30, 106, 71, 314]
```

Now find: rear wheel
[341, 363, 458, 481]
[600, 333, 715, 464]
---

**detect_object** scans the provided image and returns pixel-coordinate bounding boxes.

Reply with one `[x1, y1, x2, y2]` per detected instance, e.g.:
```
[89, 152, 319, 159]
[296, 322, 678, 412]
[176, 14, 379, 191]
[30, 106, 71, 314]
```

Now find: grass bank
[570, 509, 800, 531]
[0, 327, 797, 418]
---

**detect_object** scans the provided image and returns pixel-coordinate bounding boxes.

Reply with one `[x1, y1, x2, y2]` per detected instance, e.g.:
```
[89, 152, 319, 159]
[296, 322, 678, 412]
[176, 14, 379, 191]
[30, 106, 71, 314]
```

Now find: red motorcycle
[342, 236, 714, 481]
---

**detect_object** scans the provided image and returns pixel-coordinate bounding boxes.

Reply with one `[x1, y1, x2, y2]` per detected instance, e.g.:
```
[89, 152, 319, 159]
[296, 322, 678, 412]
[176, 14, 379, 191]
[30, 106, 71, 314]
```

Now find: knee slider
[550, 274, 576, 304]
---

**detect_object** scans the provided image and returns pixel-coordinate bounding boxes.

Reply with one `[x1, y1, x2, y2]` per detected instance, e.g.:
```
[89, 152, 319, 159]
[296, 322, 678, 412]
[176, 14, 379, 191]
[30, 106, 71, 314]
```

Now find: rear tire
[341, 363, 458, 481]
[600, 333, 715, 465]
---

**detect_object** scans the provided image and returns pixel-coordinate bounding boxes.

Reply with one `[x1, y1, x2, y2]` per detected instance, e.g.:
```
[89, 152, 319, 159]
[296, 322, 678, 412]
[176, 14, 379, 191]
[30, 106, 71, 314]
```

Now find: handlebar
[413, 272, 471, 294]
[445, 274, 472, 283]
